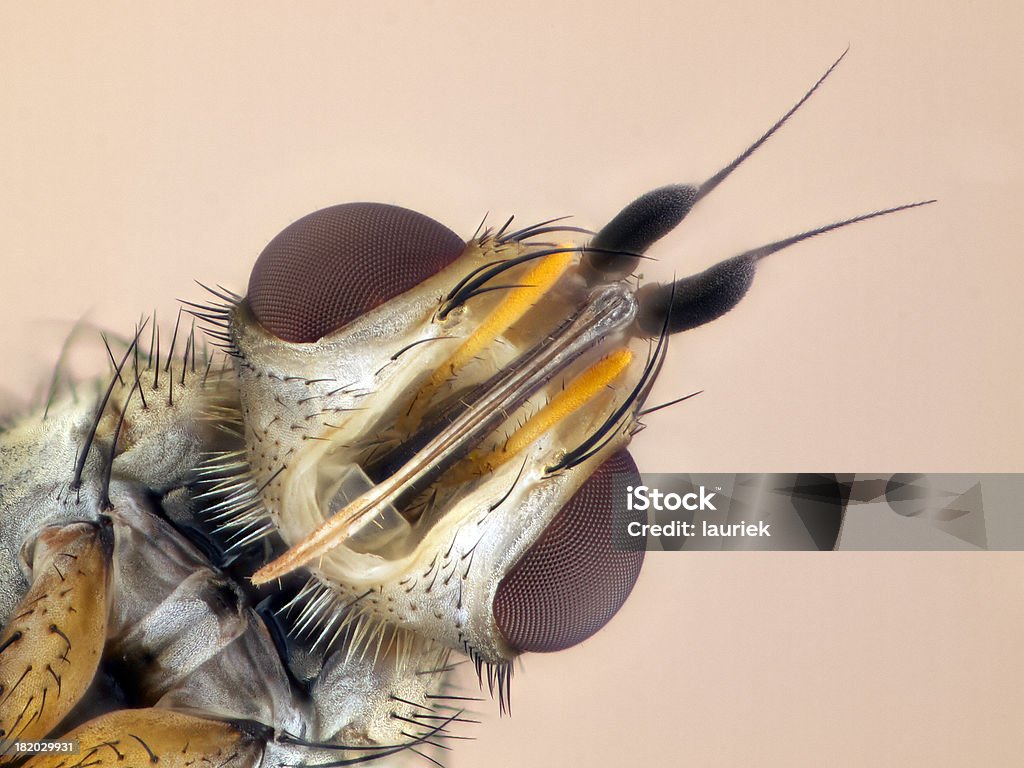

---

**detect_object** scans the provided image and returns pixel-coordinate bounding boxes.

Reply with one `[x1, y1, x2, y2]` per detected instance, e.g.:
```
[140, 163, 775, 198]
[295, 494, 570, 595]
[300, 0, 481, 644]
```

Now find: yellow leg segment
[21, 708, 262, 768]
[0, 523, 111, 758]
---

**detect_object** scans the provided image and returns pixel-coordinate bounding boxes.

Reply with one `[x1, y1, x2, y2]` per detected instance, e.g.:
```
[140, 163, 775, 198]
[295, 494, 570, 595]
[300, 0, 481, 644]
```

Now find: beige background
[1, 2, 1021, 766]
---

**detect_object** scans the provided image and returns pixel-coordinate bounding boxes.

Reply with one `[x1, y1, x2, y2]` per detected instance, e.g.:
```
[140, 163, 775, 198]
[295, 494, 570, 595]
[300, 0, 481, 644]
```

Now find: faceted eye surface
[247, 202, 465, 342]
[493, 451, 645, 653]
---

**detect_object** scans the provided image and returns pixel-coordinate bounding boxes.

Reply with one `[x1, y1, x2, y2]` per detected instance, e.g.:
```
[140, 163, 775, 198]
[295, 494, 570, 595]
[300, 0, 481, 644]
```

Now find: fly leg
[21, 708, 265, 768]
[0, 522, 112, 756]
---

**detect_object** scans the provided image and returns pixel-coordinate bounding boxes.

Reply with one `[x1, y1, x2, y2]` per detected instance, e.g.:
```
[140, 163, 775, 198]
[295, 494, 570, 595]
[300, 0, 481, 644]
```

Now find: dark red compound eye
[493, 451, 645, 653]
[247, 203, 466, 343]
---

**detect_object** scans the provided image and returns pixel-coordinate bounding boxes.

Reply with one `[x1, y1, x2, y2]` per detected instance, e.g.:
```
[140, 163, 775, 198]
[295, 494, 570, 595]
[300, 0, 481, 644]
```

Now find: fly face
[207, 50, 932, 693]
[227, 203, 651, 670]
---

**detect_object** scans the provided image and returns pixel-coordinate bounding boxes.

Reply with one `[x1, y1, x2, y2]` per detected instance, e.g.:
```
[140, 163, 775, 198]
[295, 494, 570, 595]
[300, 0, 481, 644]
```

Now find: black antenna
[636, 200, 936, 336]
[584, 48, 850, 280]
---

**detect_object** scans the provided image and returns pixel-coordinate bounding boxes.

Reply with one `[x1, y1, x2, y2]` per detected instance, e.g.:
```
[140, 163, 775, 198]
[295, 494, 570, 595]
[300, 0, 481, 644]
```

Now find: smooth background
[1, 2, 1021, 766]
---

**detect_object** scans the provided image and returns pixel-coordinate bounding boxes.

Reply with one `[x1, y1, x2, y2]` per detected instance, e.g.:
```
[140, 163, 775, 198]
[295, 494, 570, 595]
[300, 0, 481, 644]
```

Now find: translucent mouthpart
[323, 464, 410, 555]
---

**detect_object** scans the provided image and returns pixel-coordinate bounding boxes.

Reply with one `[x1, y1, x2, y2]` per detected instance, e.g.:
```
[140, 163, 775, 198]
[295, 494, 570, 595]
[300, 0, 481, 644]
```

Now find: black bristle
[164, 307, 182, 373]
[101, 380, 137, 511]
[101, 334, 125, 387]
[147, 311, 156, 369]
[153, 326, 161, 390]
[71, 322, 146, 490]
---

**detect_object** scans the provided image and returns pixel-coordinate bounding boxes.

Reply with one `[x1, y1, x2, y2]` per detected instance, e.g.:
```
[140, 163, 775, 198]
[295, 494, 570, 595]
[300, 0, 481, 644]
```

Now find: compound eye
[247, 203, 466, 343]
[493, 451, 645, 653]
